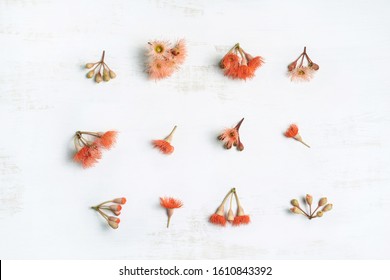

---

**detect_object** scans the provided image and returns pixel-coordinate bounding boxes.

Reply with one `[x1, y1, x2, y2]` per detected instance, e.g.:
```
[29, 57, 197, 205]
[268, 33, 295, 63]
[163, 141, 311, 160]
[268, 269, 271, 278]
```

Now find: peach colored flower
[288, 67, 314, 82]
[153, 125, 177, 155]
[160, 197, 183, 228]
[147, 40, 169, 60]
[171, 39, 187, 64]
[147, 59, 175, 80]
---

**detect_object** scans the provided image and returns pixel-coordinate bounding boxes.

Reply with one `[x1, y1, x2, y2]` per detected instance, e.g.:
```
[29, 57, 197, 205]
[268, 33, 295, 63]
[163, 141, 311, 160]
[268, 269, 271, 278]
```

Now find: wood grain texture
[0, 0, 390, 259]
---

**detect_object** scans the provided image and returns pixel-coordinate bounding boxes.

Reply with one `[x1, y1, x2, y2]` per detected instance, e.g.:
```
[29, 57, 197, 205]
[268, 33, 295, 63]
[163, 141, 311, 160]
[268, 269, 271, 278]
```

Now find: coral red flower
[232, 191, 250, 226]
[209, 188, 234, 227]
[160, 197, 183, 228]
[160, 197, 183, 209]
[153, 125, 177, 155]
[73, 130, 118, 168]
[285, 124, 299, 138]
[220, 43, 264, 80]
[284, 124, 310, 148]
[218, 118, 245, 151]
[98, 131, 118, 149]
[248, 56, 264, 71]
[209, 213, 227, 226]
[73, 144, 102, 168]
[221, 53, 240, 69]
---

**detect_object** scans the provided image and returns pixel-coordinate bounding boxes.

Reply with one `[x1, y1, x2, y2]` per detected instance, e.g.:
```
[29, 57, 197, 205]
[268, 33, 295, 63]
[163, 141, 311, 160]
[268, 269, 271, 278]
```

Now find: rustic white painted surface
[0, 0, 390, 259]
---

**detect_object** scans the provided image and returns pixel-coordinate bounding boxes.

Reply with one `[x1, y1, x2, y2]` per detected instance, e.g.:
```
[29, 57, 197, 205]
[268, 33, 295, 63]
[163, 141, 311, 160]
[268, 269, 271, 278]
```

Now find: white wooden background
[1, 0, 389, 259]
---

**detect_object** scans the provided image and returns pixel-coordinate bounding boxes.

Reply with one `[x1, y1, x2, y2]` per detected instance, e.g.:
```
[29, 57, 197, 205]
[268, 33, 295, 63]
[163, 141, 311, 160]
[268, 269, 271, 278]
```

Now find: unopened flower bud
[224, 142, 233, 149]
[291, 199, 299, 207]
[306, 194, 313, 206]
[86, 70, 95, 78]
[95, 73, 103, 83]
[237, 142, 244, 151]
[288, 61, 297, 71]
[318, 197, 327, 206]
[113, 211, 121, 216]
[227, 209, 235, 222]
[109, 70, 116, 79]
[103, 73, 110, 81]
[311, 63, 320, 70]
[109, 204, 122, 211]
[322, 204, 333, 212]
[113, 197, 127, 205]
[108, 220, 119, 229]
[108, 216, 120, 224]
[316, 211, 323, 217]
[86, 63, 95, 69]
[290, 207, 302, 214]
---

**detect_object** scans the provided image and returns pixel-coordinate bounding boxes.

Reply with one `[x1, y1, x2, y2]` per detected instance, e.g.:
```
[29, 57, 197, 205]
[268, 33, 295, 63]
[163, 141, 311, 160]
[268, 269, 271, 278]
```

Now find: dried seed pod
[108, 220, 119, 229]
[95, 73, 103, 83]
[86, 70, 95, 78]
[86, 63, 95, 69]
[310, 63, 320, 70]
[109, 70, 116, 79]
[322, 204, 333, 212]
[306, 194, 313, 206]
[318, 197, 327, 207]
[103, 72, 110, 82]
[291, 199, 299, 207]
[288, 61, 297, 71]
[290, 207, 302, 214]
[316, 211, 323, 217]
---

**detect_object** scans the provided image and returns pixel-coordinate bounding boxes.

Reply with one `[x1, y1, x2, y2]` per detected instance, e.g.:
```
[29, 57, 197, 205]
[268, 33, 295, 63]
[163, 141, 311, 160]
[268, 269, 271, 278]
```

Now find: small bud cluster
[287, 47, 319, 82]
[91, 197, 127, 229]
[85, 50, 116, 83]
[218, 118, 245, 151]
[290, 194, 332, 220]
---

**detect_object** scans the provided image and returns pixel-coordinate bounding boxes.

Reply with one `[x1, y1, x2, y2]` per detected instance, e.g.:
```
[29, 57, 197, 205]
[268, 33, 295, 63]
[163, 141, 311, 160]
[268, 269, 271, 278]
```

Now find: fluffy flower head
[285, 124, 299, 138]
[160, 197, 183, 209]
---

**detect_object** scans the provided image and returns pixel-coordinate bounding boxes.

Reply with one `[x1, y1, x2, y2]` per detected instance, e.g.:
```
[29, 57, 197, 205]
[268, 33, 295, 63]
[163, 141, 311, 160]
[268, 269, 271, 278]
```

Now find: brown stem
[311, 205, 320, 218]
[296, 206, 311, 219]
[101, 50, 105, 62]
[235, 118, 245, 131]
